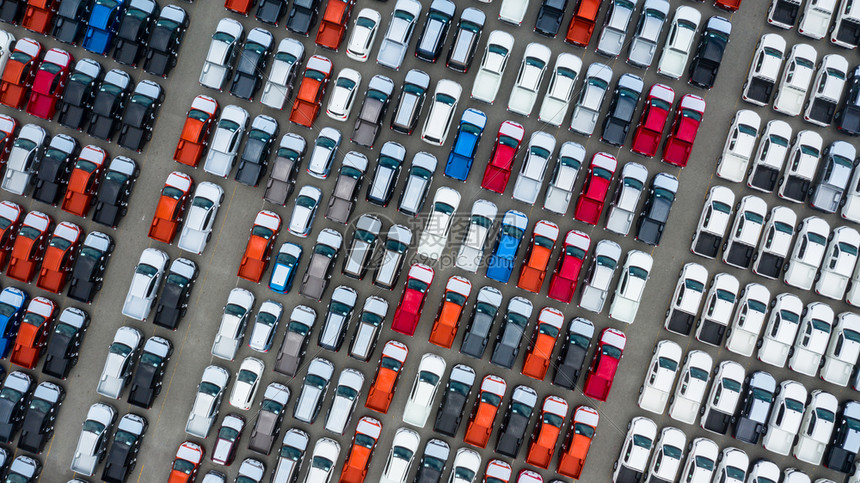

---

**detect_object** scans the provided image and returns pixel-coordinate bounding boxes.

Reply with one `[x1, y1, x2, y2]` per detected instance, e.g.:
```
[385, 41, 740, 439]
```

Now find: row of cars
[766, 0, 860, 49]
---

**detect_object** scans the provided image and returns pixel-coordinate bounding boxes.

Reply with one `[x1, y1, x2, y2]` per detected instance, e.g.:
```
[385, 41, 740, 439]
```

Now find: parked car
[725, 283, 771, 357]
[237, 210, 281, 284]
[612, 416, 656, 483]
[317, 285, 357, 351]
[270, 429, 308, 483]
[70, 403, 116, 476]
[285, 0, 321, 35]
[264, 134, 306, 207]
[608, 250, 653, 324]
[557, 406, 599, 479]
[35, 221, 82, 295]
[52, 0, 89, 44]
[688, 16, 732, 89]
[111, 0, 157, 67]
[449, 448, 481, 483]
[260, 39, 304, 110]
[0, 38, 41, 110]
[211, 414, 244, 466]
[578, 240, 622, 313]
[804, 54, 848, 127]
[366, 141, 405, 207]
[346, 8, 381, 62]
[87, 70, 133, 142]
[732, 371, 776, 444]
[17, 381, 64, 455]
[495, 385, 537, 458]
[373, 225, 411, 290]
[742, 33, 786, 107]
[481, 121, 525, 194]
[248, 300, 284, 353]
[342, 214, 382, 279]
[460, 286, 503, 359]
[235, 114, 278, 187]
[287, 186, 322, 238]
[203, 105, 250, 178]
[447, 8, 484, 72]
[762, 380, 807, 455]
[417, 187, 460, 260]
[830, 0, 860, 48]
[512, 132, 555, 205]
[293, 357, 333, 423]
[821, 313, 860, 386]
[314, 0, 354, 49]
[544, 142, 585, 215]
[627, 0, 669, 68]
[326, 68, 361, 121]
[380, 427, 420, 483]
[341, 417, 383, 483]
[637, 340, 681, 414]
[547, 230, 589, 304]
[455, 200, 496, 273]
[248, 383, 290, 455]
[600, 73, 644, 146]
[679, 438, 718, 482]
[582, 328, 626, 401]
[486, 210, 528, 283]
[289, 55, 333, 128]
[810, 141, 855, 214]
[402, 353, 446, 428]
[170, 441, 204, 482]
[574, 152, 617, 225]
[794, 390, 838, 465]
[537, 53, 582, 127]
[499, 0, 529, 24]
[92, 156, 138, 229]
[177, 182, 224, 255]
[695, 272, 739, 347]
[508, 42, 551, 117]
[824, 400, 860, 471]
[747, 120, 792, 193]
[656, 6, 701, 79]
[668, 350, 712, 424]
[210, 288, 255, 362]
[836, 65, 860, 135]
[433, 364, 475, 437]
[816, 226, 860, 300]
[26, 48, 72, 120]
[377, 0, 421, 70]
[789, 302, 834, 376]
[2, 124, 46, 196]
[390, 69, 430, 134]
[391, 263, 434, 336]
[526, 396, 568, 469]
[229, 28, 273, 101]
[224, 360, 264, 413]
[463, 374, 507, 448]
[712, 448, 748, 483]
[635, 172, 678, 246]
[661, 94, 706, 167]
[644, 426, 685, 483]
[700, 360, 745, 435]
[352, 75, 395, 148]
[605, 162, 648, 236]
[101, 413, 147, 483]
[120, 248, 168, 321]
[596, 0, 637, 57]
[366, 340, 408, 414]
[41, 307, 89, 379]
[564, 0, 600, 46]
[273, 305, 315, 376]
[96, 326, 142, 399]
[0, 371, 32, 444]
[444, 109, 485, 182]
[399, 152, 437, 216]
[414, 0, 454, 63]
[143, 5, 188, 78]
[716, 109, 762, 183]
[303, 438, 340, 483]
[421, 79, 461, 145]
[722, 195, 767, 270]
[490, 297, 533, 369]
[570, 63, 612, 136]
[153, 258, 199, 330]
[768, 0, 801, 28]
[127, 336, 172, 409]
[324, 370, 364, 435]
[773, 43, 817, 116]
[470, 30, 514, 105]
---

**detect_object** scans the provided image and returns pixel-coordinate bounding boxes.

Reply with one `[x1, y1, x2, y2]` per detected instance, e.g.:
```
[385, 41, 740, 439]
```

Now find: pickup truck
[352, 75, 394, 148]
[185, 365, 229, 439]
[799, 0, 837, 39]
[626, 0, 669, 68]
[779, 130, 822, 203]
[570, 63, 612, 135]
[810, 141, 854, 214]
[445, 108, 487, 181]
[656, 6, 700, 79]
[596, 0, 637, 58]
[638, 340, 681, 414]
[578, 240, 621, 313]
[565, 0, 600, 46]
[376, 0, 421, 70]
[688, 16, 731, 89]
[768, 0, 801, 28]
[742, 34, 785, 106]
[512, 132, 555, 205]
[289, 55, 333, 128]
[773, 44, 817, 116]
[70, 403, 116, 477]
[237, 210, 281, 284]
[315, 0, 353, 50]
[325, 152, 367, 224]
[661, 94, 705, 168]
[604, 162, 647, 236]
[831, 0, 860, 48]
[211, 289, 254, 361]
[785, 217, 829, 290]
[664, 263, 707, 336]
[608, 250, 652, 324]
[691, 187, 734, 259]
[630, 84, 673, 158]
[717, 110, 761, 183]
[804, 54, 849, 127]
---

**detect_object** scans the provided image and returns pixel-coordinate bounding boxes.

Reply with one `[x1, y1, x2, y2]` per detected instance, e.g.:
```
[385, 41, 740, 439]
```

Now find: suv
[373, 225, 412, 290]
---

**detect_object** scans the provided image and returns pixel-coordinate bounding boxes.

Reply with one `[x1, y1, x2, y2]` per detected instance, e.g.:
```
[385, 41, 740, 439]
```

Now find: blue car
[486, 210, 528, 283]
[0, 287, 28, 358]
[444, 108, 487, 181]
[269, 242, 302, 294]
[83, 0, 126, 55]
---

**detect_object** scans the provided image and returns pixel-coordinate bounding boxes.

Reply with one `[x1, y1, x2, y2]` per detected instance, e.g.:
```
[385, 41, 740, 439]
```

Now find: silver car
[204, 105, 250, 177]
[271, 429, 309, 483]
[200, 18, 243, 90]
[398, 152, 437, 216]
[597, 0, 640, 57]
[121, 248, 169, 321]
[627, 0, 670, 68]
[70, 403, 116, 476]
[324, 369, 365, 434]
[211, 288, 255, 361]
[248, 300, 284, 353]
[185, 365, 230, 439]
[1, 124, 46, 196]
[261, 38, 304, 110]
[177, 182, 224, 255]
[318, 286, 357, 351]
[97, 326, 142, 399]
[343, 214, 383, 279]
[307, 127, 341, 179]
[300, 229, 343, 301]
[605, 162, 648, 236]
[543, 142, 585, 215]
[377, 0, 422, 70]
[374, 225, 412, 290]
[349, 296, 389, 361]
[570, 63, 613, 136]
[293, 358, 334, 424]
[288, 186, 322, 238]
[264, 133, 306, 206]
[512, 132, 556, 204]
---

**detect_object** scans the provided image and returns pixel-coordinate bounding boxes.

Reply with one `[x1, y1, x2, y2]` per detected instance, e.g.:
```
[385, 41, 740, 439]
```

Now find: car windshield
[629, 266, 648, 279]
[685, 279, 705, 292]
[574, 422, 594, 438]
[330, 301, 351, 315]
[315, 243, 337, 257]
[726, 466, 746, 479]
[808, 232, 827, 245]
[83, 419, 105, 434]
[218, 119, 240, 133]
[446, 291, 466, 306]
[355, 433, 376, 448]
[336, 77, 356, 90]
[166, 273, 189, 287]
[29, 397, 52, 413]
[394, 446, 414, 461]
[261, 399, 283, 413]
[312, 456, 333, 470]
[22, 312, 45, 327]
[360, 311, 383, 326]
[499, 135, 519, 148]
[237, 369, 258, 384]
[225, 304, 246, 317]
[690, 367, 709, 381]
[658, 357, 678, 371]
[632, 434, 652, 449]
[140, 352, 163, 367]
[237, 477, 256, 483]
[593, 167, 612, 180]
[534, 235, 554, 249]
[276, 252, 298, 267]
[356, 17, 376, 28]
[455, 468, 476, 481]
[136, 263, 158, 277]
[845, 329, 860, 343]
[296, 195, 317, 209]
[716, 289, 735, 303]
[747, 300, 767, 313]
[54, 322, 77, 337]
[774, 222, 793, 235]
[801, 145, 819, 156]
[0, 303, 17, 318]
[785, 398, 804, 412]
[288, 320, 310, 335]
[419, 370, 440, 386]
[602, 345, 622, 359]
[840, 242, 859, 256]
[257, 312, 277, 327]
[695, 456, 714, 470]
[722, 378, 742, 392]
[49, 236, 72, 250]
[252, 225, 274, 239]
[104, 170, 128, 186]
[817, 407, 836, 422]
[0, 386, 21, 402]
[737, 124, 757, 137]
[752, 388, 773, 402]
[450, 380, 470, 396]
[381, 356, 402, 371]
[501, 223, 524, 239]
[190, 195, 214, 210]
[597, 255, 617, 269]
[779, 310, 800, 324]
[481, 391, 502, 406]
[436, 93, 456, 105]
[623, 176, 644, 190]
[539, 323, 560, 338]
[663, 445, 682, 459]
[114, 429, 138, 446]
[280, 444, 303, 460]
[109, 342, 132, 358]
[336, 384, 358, 400]
[570, 333, 590, 349]
[173, 459, 195, 474]
[543, 412, 564, 427]
[200, 382, 221, 396]
[407, 279, 429, 293]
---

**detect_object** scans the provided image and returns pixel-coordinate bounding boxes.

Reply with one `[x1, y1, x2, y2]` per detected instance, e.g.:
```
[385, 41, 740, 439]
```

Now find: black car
[495, 386, 537, 458]
[127, 337, 172, 409]
[489, 302, 529, 369]
[600, 74, 644, 147]
[93, 156, 139, 228]
[143, 5, 189, 78]
[433, 364, 475, 437]
[534, 0, 567, 37]
[67, 232, 113, 304]
[153, 258, 198, 330]
[32, 134, 78, 206]
[732, 371, 776, 445]
[688, 16, 732, 90]
[87, 69, 133, 141]
[118, 80, 164, 152]
[825, 400, 860, 473]
[101, 414, 147, 483]
[17, 382, 65, 454]
[0, 0, 23, 24]
[460, 290, 501, 360]
[256, 0, 287, 26]
[58, 58, 103, 131]
[414, 439, 449, 483]
[53, 0, 91, 44]
[446, 8, 484, 73]
[0, 371, 33, 443]
[236, 114, 278, 187]
[837, 66, 860, 136]
[552, 318, 594, 390]
[285, 0, 320, 35]
[390, 69, 430, 135]
[112, 0, 158, 67]
[41, 307, 90, 380]
[635, 173, 678, 246]
[414, 0, 454, 63]
[230, 27, 274, 101]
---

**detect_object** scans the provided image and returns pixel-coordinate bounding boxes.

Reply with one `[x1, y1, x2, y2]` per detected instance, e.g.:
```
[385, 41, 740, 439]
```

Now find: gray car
[1, 124, 46, 196]
[391, 69, 430, 134]
[248, 383, 290, 456]
[597, 0, 639, 58]
[627, 0, 670, 68]
[460, 286, 504, 359]
[318, 286, 358, 351]
[97, 326, 142, 400]
[271, 429, 309, 483]
[377, 0, 422, 70]
[324, 369, 365, 434]
[398, 152, 437, 216]
[274, 305, 316, 377]
[261, 38, 305, 110]
[374, 225, 412, 290]
[299, 228, 343, 301]
[293, 358, 334, 424]
[349, 296, 389, 362]
[490, 296, 533, 369]
[325, 151, 368, 225]
[810, 141, 855, 214]
[264, 133, 307, 206]
[343, 214, 383, 279]
[352, 75, 395, 148]
[367, 141, 407, 207]
[199, 18, 243, 90]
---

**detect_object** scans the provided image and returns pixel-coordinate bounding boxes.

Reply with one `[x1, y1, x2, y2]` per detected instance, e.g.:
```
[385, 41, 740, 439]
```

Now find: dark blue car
[0, 287, 27, 358]
[486, 210, 528, 283]
[83, 0, 126, 55]
[444, 108, 487, 181]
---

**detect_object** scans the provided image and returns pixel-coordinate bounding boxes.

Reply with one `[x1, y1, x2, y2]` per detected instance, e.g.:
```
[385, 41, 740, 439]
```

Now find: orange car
[565, 0, 602, 47]
[36, 221, 82, 294]
[339, 416, 381, 483]
[516, 220, 559, 293]
[315, 0, 354, 50]
[10, 296, 56, 369]
[526, 395, 568, 469]
[557, 405, 599, 479]
[173, 95, 218, 167]
[61, 145, 107, 217]
[238, 210, 281, 283]
[429, 275, 471, 348]
[365, 340, 407, 414]
[148, 171, 193, 244]
[289, 55, 332, 127]
[463, 374, 507, 448]
[22, 0, 57, 34]
[0, 200, 23, 270]
[224, 0, 253, 16]
[7, 211, 52, 283]
[168, 441, 204, 483]
[522, 307, 564, 380]
[0, 38, 41, 109]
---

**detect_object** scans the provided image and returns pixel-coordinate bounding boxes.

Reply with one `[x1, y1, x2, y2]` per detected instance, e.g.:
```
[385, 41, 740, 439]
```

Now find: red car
[661, 94, 706, 168]
[237, 210, 281, 283]
[481, 121, 524, 194]
[173, 95, 218, 167]
[526, 395, 568, 469]
[169, 441, 204, 483]
[289, 55, 333, 128]
[557, 406, 599, 479]
[714, 0, 742, 11]
[574, 153, 617, 225]
[630, 84, 674, 157]
[0, 200, 22, 269]
[340, 416, 382, 483]
[0, 114, 17, 165]
[365, 340, 408, 414]
[316, 0, 354, 50]
[547, 230, 590, 303]
[0, 38, 42, 109]
[6, 211, 52, 283]
[21, 0, 58, 34]
[36, 221, 82, 294]
[224, 0, 253, 16]
[148, 171, 193, 244]
[61, 145, 108, 217]
[521, 307, 564, 380]
[516, 220, 559, 294]
[10, 296, 57, 369]
[582, 327, 626, 402]
[391, 262, 434, 336]
[26, 48, 71, 119]
[464, 374, 507, 448]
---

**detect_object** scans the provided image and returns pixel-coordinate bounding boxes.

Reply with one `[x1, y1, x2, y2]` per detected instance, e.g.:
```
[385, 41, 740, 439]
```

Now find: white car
[307, 127, 341, 179]
[70, 403, 116, 476]
[627, 0, 669, 68]
[782, 468, 813, 483]
[346, 8, 381, 62]
[2, 124, 46, 195]
[537, 53, 582, 126]
[663, 262, 707, 336]
[543, 142, 585, 215]
[512, 132, 555, 204]
[713, 447, 748, 483]
[597, 0, 639, 57]
[304, 438, 340, 483]
[656, 6, 701, 79]
[762, 380, 807, 456]
[847, 257, 860, 307]
[288, 186, 322, 237]
[804, 54, 849, 127]
[0, 30, 13, 75]
[402, 353, 446, 428]
[185, 365, 230, 438]
[177, 182, 224, 255]
[421, 80, 461, 146]
[612, 416, 656, 483]
[679, 438, 718, 482]
[726, 283, 771, 357]
[200, 18, 243, 90]
[608, 250, 653, 324]
[690, 185, 735, 259]
[779, 130, 823, 203]
[605, 162, 648, 236]
[229, 357, 264, 410]
[248, 300, 284, 353]
[774, 43, 818, 116]
[816, 226, 860, 299]
[842, 161, 860, 224]
[747, 461, 780, 483]
[758, 293, 803, 367]
[700, 360, 745, 435]
[121, 248, 169, 321]
[716, 109, 761, 183]
[579, 239, 622, 313]
[294, 358, 334, 424]
[417, 187, 461, 260]
[821, 312, 860, 386]
[668, 350, 712, 425]
[318, 286, 357, 352]
[326, 68, 362, 121]
[721, 195, 767, 270]
[507, 42, 551, 117]
[376, 0, 421, 70]
[324, 369, 364, 435]
[456, 200, 497, 273]
[785, 216, 830, 290]
[799, 0, 837, 38]
[747, 120, 792, 192]
[471, 30, 514, 104]
[645, 427, 685, 483]
[380, 428, 420, 483]
[789, 302, 834, 376]
[398, 151, 435, 216]
[742, 33, 786, 107]
[498, 0, 529, 25]
[637, 340, 681, 415]
[96, 326, 142, 399]
[450, 448, 481, 483]
[831, 0, 860, 48]
[696, 272, 739, 347]
[211, 288, 255, 361]
[570, 63, 613, 136]
[204, 105, 250, 177]
[752, 206, 797, 279]
[260, 38, 304, 110]
[794, 390, 838, 465]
